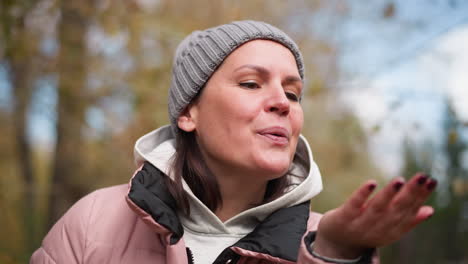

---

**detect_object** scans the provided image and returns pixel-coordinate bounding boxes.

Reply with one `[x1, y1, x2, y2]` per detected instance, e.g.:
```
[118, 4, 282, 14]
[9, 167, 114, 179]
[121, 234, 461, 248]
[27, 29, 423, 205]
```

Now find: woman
[31, 20, 437, 264]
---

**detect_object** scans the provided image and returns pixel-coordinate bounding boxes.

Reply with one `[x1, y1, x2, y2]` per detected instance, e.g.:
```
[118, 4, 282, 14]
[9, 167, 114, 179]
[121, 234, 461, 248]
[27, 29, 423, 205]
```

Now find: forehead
[219, 40, 300, 76]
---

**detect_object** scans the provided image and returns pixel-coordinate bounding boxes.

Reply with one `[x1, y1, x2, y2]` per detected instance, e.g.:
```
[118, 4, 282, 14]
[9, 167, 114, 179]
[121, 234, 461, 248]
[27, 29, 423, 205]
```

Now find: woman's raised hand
[313, 173, 437, 259]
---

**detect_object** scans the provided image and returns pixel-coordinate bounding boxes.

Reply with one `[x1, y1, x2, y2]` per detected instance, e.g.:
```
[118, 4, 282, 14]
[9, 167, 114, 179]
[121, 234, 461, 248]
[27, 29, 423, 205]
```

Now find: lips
[257, 127, 290, 146]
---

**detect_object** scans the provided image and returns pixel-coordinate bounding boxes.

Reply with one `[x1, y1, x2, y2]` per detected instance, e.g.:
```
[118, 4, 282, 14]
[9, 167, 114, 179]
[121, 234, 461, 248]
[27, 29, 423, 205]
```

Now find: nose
[265, 85, 290, 116]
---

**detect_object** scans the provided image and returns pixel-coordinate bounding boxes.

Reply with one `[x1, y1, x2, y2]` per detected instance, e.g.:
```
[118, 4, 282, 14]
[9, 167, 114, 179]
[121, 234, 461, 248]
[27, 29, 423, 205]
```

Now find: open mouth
[257, 127, 290, 145]
[266, 132, 286, 138]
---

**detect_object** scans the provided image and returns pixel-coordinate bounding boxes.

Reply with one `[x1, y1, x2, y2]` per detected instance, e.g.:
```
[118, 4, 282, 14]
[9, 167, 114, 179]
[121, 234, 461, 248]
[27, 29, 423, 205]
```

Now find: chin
[255, 158, 291, 179]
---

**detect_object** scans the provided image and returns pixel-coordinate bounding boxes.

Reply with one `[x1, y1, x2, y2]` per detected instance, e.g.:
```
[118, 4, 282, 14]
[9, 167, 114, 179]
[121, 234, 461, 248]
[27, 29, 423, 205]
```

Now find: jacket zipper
[186, 247, 195, 264]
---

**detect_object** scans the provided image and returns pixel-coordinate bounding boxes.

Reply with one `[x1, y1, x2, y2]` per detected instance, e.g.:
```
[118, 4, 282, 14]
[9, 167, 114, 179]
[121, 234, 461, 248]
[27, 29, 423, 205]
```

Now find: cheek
[291, 106, 304, 134]
[289, 109, 303, 161]
[197, 93, 259, 138]
[217, 96, 260, 130]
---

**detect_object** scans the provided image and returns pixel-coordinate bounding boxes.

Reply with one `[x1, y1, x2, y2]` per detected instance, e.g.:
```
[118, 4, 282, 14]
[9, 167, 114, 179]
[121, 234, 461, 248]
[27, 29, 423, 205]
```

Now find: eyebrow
[233, 64, 303, 84]
[284, 75, 302, 85]
[233, 64, 269, 77]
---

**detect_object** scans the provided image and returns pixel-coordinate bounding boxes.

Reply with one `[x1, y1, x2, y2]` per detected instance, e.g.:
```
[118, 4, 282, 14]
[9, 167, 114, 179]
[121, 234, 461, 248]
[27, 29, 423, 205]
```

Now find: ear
[177, 103, 198, 132]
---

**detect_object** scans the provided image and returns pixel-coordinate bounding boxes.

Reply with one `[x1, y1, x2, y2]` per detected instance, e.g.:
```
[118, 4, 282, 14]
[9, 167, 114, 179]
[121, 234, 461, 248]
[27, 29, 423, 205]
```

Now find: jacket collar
[128, 162, 183, 245]
[128, 161, 310, 262]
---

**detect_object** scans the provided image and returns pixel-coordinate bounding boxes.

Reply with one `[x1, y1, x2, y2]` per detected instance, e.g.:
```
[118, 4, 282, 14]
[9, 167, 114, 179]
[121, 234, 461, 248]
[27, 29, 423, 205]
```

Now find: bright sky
[341, 21, 468, 177]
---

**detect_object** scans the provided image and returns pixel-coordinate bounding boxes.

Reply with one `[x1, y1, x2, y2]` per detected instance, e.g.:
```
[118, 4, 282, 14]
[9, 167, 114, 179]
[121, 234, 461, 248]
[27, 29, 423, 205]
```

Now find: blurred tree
[1, 0, 41, 258]
[380, 138, 433, 264]
[436, 99, 468, 263]
[49, 1, 93, 226]
[381, 98, 468, 264]
[303, 95, 385, 212]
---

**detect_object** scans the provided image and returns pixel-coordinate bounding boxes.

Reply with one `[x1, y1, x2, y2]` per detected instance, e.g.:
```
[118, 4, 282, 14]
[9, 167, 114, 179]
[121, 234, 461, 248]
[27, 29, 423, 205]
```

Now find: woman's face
[179, 40, 303, 180]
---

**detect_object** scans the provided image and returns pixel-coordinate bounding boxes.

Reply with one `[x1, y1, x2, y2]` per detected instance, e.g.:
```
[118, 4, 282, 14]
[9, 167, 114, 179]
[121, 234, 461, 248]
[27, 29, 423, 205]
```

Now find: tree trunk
[48, 1, 90, 226]
[2, 1, 37, 253]
[11, 53, 36, 252]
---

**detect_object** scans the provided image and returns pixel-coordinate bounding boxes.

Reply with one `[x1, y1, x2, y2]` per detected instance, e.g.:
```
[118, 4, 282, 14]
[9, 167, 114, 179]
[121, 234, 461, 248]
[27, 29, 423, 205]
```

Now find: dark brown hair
[167, 130, 290, 215]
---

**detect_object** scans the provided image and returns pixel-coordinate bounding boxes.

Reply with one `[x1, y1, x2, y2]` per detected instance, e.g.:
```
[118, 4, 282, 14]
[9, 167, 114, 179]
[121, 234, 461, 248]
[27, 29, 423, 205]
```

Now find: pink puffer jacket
[31, 163, 379, 264]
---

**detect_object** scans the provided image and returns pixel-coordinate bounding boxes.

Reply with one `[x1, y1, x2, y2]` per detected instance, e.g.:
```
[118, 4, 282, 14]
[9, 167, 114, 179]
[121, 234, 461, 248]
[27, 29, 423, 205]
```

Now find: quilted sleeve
[30, 190, 98, 264]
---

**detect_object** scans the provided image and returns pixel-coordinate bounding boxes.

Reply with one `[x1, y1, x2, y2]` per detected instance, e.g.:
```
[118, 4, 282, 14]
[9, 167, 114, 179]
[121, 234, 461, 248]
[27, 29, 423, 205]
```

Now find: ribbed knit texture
[168, 20, 305, 133]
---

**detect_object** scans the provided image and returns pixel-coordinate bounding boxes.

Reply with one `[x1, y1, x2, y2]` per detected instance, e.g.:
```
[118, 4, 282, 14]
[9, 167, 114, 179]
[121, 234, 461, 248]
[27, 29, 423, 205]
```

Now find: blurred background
[1, 0, 467, 263]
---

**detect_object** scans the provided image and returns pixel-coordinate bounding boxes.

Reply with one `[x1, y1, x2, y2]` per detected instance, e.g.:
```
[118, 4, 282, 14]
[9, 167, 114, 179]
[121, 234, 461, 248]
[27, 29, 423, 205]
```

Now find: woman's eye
[285, 92, 300, 102]
[239, 82, 260, 89]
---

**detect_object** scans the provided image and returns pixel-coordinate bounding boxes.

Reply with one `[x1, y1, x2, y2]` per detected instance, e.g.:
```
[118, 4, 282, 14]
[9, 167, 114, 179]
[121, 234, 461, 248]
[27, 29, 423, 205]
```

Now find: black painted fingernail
[417, 174, 428, 185]
[393, 181, 404, 191]
[427, 179, 438, 191]
[368, 183, 377, 191]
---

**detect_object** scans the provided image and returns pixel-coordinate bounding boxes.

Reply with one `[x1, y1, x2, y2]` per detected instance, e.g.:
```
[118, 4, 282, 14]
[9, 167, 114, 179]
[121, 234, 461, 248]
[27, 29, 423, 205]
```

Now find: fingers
[391, 173, 436, 212]
[317, 174, 437, 250]
[342, 180, 378, 217]
[413, 205, 434, 222]
[401, 205, 434, 233]
[408, 177, 437, 213]
[342, 173, 436, 223]
[387, 173, 437, 236]
[367, 177, 405, 212]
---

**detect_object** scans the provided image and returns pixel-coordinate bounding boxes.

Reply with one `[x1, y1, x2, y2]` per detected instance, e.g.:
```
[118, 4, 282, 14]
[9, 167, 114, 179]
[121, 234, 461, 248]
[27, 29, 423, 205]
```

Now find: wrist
[310, 242, 362, 264]
[313, 232, 366, 260]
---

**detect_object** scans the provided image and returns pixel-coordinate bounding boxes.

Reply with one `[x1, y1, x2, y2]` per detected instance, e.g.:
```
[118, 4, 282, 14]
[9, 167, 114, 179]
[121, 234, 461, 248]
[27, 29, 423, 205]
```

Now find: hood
[133, 125, 323, 236]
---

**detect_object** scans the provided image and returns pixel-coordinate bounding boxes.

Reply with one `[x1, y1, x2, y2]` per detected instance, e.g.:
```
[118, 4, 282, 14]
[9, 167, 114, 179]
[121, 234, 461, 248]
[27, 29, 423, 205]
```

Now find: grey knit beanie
[168, 20, 305, 133]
